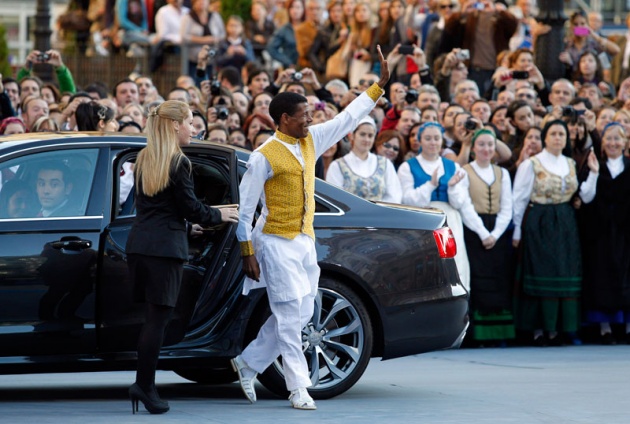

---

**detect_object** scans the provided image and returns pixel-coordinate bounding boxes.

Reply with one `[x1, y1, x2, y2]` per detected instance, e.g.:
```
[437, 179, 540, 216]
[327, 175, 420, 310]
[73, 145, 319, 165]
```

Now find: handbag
[348, 58, 372, 88]
[58, 10, 91, 33]
[325, 39, 351, 81]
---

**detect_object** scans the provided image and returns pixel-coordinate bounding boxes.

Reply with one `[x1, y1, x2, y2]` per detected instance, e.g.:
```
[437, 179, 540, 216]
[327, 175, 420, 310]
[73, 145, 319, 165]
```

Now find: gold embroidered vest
[530, 156, 578, 204]
[258, 135, 316, 240]
[463, 164, 502, 215]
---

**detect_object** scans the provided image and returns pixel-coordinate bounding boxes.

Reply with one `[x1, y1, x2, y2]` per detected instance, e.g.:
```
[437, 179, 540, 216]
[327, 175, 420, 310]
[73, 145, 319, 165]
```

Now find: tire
[257, 277, 374, 399]
[174, 366, 237, 385]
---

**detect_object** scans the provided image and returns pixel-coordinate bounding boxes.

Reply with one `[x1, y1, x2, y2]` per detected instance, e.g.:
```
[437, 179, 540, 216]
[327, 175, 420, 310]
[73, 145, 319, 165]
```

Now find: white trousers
[241, 234, 320, 391]
[242, 292, 316, 391]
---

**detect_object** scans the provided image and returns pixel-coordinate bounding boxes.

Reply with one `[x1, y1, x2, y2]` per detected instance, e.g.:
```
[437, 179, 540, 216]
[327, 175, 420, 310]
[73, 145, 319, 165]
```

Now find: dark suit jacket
[126, 156, 222, 260]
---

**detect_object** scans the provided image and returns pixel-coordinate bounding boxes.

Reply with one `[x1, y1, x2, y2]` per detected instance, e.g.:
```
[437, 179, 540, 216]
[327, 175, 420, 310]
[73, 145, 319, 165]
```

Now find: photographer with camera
[16, 50, 76, 96]
[434, 48, 471, 104]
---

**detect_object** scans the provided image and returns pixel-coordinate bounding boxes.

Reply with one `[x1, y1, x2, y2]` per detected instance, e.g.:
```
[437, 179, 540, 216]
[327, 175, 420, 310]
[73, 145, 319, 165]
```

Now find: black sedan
[0, 133, 468, 399]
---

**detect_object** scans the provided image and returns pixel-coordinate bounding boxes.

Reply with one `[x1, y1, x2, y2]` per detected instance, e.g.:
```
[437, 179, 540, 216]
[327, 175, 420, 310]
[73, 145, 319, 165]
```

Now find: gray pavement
[0, 345, 628, 424]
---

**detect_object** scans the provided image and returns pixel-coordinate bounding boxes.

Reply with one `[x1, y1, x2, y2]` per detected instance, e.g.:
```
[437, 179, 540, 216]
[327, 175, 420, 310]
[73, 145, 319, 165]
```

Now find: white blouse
[326, 151, 402, 203]
[459, 161, 513, 241]
[397, 155, 468, 208]
[512, 149, 598, 241]
[607, 155, 624, 179]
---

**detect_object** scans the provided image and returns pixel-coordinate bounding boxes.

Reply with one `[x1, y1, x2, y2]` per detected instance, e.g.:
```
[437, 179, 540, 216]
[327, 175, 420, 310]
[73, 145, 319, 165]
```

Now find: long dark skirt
[464, 214, 515, 341]
[514, 203, 581, 332]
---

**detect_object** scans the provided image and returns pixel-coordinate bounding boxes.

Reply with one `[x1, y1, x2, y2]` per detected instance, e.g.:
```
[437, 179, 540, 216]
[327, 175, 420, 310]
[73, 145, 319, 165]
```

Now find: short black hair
[218, 66, 242, 87]
[38, 161, 72, 185]
[2, 77, 19, 94]
[506, 100, 532, 120]
[84, 82, 109, 100]
[570, 96, 593, 110]
[541, 119, 571, 157]
[112, 78, 136, 97]
[269, 92, 308, 126]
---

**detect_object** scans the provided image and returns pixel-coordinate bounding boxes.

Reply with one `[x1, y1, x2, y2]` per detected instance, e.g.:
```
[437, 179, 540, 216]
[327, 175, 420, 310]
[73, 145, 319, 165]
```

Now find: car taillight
[433, 227, 457, 259]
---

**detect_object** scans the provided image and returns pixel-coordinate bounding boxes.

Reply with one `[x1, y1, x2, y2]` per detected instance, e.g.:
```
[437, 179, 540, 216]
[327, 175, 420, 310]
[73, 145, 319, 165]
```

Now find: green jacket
[17, 65, 76, 94]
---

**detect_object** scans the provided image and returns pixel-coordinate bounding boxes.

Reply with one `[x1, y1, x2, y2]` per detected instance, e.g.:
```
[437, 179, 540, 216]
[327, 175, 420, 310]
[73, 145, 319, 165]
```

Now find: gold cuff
[239, 241, 255, 257]
[366, 83, 384, 103]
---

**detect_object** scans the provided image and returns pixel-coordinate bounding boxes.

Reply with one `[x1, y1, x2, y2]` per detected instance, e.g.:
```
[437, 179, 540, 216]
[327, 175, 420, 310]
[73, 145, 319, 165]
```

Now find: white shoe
[289, 388, 317, 410]
[231, 356, 257, 403]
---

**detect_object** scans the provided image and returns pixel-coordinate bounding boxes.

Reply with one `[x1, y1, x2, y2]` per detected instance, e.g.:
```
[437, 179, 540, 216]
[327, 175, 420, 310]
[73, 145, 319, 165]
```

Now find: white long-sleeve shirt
[459, 161, 513, 241]
[397, 155, 468, 208]
[512, 149, 598, 240]
[155, 4, 189, 44]
[326, 151, 402, 203]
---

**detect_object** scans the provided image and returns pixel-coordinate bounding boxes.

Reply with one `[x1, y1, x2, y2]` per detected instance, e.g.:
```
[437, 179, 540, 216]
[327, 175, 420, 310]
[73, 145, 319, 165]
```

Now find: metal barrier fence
[62, 49, 186, 95]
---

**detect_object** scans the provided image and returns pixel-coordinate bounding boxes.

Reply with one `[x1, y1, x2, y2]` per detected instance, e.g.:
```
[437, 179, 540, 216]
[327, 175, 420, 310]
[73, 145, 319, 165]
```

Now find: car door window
[0, 149, 99, 219]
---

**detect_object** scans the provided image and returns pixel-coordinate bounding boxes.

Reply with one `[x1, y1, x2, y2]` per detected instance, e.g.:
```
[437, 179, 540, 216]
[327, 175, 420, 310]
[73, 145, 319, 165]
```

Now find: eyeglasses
[359, 79, 376, 86]
[439, 4, 455, 9]
[382, 142, 400, 152]
[208, 137, 227, 143]
[517, 93, 535, 100]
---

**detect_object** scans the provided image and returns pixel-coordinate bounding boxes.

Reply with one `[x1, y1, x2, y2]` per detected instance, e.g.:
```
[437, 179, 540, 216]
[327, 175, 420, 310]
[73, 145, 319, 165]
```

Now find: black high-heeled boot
[129, 383, 169, 414]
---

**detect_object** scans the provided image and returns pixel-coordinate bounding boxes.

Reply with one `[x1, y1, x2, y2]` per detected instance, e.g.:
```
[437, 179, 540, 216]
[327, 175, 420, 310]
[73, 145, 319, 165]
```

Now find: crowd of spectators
[3, 0, 630, 348]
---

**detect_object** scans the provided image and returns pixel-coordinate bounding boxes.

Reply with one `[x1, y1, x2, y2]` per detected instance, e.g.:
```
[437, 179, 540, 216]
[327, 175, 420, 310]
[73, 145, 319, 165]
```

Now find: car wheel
[174, 366, 236, 385]
[258, 277, 373, 399]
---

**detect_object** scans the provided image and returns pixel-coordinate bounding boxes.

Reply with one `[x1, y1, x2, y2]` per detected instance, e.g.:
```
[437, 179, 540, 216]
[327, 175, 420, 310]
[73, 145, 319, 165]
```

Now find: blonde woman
[125, 100, 238, 414]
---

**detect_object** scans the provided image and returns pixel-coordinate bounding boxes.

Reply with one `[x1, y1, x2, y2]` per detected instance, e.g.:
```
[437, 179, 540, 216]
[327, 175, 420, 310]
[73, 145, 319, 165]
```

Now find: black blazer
[126, 156, 222, 260]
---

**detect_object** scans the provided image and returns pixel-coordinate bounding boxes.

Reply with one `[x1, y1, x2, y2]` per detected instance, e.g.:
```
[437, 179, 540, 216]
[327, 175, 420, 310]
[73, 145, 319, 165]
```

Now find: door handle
[50, 236, 92, 251]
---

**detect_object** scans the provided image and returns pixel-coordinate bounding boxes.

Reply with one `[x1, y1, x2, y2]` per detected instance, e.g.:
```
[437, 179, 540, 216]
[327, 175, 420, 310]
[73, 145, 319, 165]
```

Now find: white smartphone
[598, 52, 611, 70]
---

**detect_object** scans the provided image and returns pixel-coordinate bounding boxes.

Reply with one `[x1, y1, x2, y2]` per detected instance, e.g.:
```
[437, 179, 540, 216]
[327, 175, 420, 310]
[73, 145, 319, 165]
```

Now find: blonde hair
[135, 100, 190, 196]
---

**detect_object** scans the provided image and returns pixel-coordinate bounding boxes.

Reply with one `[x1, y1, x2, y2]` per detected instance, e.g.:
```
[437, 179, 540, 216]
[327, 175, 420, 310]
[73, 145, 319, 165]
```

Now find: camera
[215, 106, 229, 120]
[464, 119, 477, 131]
[399, 45, 414, 55]
[456, 49, 470, 61]
[473, 2, 485, 10]
[405, 89, 419, 104]
[210, 78, 221, 96]
[512, 70, 529, 80]
[562, 105, 585, 121]
[37, 53, 50, 62]
[207, 49, 216, 59]
[292, 71, 303, 81]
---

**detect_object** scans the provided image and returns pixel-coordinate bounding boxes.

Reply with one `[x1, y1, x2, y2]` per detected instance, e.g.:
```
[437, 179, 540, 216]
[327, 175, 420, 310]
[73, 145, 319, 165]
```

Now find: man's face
[248, 73, 270, 97]
[286, 84, 306, 96]
[580, 86, 601, 109]
[549, 81, 574, 107]
[305, 0, 323, 23]
[136, 78, 154, 103]
[396, 110, 420, 136]
[417, 92, 440, 110]
[442, 105, 464, 130]
[37, 169, 71, 211]
[328, 85, 347, 105]
[454, 81, 479, 110]
[496, 90, 515, 106]
[23, 98, 49, 129]
[168, 90, 190, 103]
[515, 88, 537, 107]
[115, 82, 140, 107]
[20, 80, 40, 103]
[283, 102, 313, 139]
[390, 83, 407, 104]
[4, 82, 20, 109]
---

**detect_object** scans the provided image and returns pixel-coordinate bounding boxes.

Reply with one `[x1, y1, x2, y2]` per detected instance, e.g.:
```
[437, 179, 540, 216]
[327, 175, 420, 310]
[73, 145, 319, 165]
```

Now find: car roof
[0, 132, 252, 160]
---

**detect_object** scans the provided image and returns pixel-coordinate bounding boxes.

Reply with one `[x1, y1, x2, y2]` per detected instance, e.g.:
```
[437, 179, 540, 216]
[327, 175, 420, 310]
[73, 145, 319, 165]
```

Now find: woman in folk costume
[460, 129, 514, 345]
[233, 52, 390, 410]
[512, 119, 599, 346]
[581, 123, 630, 345]
[397, 121, 471, 291]
[326, 115, 402, 203]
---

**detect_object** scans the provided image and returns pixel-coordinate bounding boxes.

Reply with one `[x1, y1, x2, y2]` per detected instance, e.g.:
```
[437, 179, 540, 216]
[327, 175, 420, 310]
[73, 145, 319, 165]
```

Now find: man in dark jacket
[439, 0, 518, 93]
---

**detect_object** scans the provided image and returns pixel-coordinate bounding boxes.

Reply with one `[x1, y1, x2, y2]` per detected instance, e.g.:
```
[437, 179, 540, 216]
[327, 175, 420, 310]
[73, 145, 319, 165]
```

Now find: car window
[0, 149, 98, 219]
[115, 156, 233, 218]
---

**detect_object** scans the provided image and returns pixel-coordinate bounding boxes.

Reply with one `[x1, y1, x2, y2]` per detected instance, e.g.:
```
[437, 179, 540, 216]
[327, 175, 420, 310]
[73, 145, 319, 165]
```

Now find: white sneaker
[231, 355, 258, 403]
[289, 388, 317, 410]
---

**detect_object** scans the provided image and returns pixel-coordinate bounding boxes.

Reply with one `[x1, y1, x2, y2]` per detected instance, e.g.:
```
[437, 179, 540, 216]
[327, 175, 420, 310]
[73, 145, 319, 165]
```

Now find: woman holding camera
[398, 122, 472, 290]
[512, 119, 599, 346]
[126, 100, 238, 414]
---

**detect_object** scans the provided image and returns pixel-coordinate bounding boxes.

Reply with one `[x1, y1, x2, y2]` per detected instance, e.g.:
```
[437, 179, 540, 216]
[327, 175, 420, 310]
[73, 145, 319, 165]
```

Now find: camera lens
[405, 89, 419, 104]
[292, 72, 303, 81]
[216, 107, 229, 120]
[464, 119, 477, 131]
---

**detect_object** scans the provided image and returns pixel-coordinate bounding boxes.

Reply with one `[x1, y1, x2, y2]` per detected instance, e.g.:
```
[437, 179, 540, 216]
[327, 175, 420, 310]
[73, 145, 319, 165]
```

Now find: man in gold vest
[232, 48, 390, 410]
